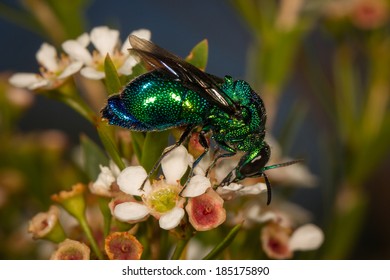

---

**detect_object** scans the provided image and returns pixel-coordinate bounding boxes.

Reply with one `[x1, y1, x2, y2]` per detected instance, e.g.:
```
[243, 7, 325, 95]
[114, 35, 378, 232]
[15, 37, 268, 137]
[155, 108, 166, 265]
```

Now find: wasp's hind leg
[139, 125, 195, 190]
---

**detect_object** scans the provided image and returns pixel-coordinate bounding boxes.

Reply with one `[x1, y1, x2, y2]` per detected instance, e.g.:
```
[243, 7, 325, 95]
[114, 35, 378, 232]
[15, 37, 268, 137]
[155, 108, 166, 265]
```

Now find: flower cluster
[9, 26, 151, 90]
[96, 145, 226, 231]
[87, 142, 323, 259]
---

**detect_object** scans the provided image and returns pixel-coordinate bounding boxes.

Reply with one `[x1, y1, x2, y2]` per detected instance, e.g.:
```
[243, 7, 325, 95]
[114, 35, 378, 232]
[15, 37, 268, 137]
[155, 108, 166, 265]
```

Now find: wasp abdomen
[104, 70, 212, 131]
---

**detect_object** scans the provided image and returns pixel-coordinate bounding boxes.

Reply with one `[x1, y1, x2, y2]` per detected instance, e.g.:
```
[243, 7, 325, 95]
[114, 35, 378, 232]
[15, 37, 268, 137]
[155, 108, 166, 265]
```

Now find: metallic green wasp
[102, 35, 299, 204]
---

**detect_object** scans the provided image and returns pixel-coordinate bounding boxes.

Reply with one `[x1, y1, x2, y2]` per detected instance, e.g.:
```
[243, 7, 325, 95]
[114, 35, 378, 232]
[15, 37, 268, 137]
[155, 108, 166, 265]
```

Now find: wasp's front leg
[205, 140, 236, 177]
[139, 124, 195, 191]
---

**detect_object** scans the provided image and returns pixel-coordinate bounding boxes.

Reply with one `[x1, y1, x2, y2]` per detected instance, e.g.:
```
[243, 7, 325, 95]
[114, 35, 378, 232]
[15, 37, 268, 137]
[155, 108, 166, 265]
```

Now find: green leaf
[140, 131, 170, 175]
[203, 223, 243, 260]
[80, 134, 109, 181]
[185, 39, 208, 71]
[96, 121, 126, 171]
[104, 54, 122, 95]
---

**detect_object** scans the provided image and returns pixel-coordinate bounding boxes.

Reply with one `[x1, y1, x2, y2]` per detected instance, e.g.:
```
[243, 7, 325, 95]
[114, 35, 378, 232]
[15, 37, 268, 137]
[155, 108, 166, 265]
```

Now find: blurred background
[0, 0, 389, 259]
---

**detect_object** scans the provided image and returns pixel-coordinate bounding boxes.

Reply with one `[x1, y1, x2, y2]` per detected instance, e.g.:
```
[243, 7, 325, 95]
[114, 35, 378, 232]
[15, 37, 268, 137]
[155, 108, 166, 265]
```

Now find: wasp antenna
[262, 159, 304, 171]
[262, 172, 272, 205]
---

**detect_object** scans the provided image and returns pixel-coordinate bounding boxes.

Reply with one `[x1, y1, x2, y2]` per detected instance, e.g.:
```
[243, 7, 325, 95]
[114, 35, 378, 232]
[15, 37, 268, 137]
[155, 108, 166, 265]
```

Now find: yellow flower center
[147, 185, 178, 213]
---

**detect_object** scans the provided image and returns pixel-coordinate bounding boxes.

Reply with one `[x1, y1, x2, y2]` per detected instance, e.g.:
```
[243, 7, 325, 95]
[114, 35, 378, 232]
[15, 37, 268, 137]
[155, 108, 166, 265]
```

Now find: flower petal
[29, 79, 50, 90]
[267, 162, 317, 187]
[116, 166, 151, 196]
[90, 26, 119, 56]
[159, 207, 184, 230]
[289, 224, 324, 251]
[77, 32, 90, 47]
[80, 67, 105, 80]
[62, 40, 92, 65]
[186, 189, 226, 231]
[130, 29, 151, 42]
[246, 204, 278, 224]
[221, 183, 243, 192]
[181, 175, 210, 197]
[161, 145, 190, 184]
[239, 183, 267, 195]
[114, 202, 150, 222]
[117, 56, 137, 75]
[58, 61, 83, 79]
[50, 239, 90, 260]
[9, 73, 42, 88]
[261, 223, 292, 259]
[90, 165, 115, 196]
[36, 43, 59, 72]
[124, 29, 152, 52]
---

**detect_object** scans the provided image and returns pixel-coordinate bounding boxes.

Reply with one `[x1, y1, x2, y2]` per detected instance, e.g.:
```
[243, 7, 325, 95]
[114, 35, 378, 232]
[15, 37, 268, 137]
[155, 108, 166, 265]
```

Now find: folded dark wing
[129, 35, 240, 116]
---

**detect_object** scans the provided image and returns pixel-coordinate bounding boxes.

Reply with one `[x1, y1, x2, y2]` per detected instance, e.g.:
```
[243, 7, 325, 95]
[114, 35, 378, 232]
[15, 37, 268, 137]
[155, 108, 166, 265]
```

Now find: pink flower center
[192, 197, 217, 225]
[268, 237, 289, 256]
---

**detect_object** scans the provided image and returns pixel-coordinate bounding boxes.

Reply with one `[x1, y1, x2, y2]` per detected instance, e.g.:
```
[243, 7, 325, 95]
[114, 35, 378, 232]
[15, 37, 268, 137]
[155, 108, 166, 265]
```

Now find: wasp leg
[220, 170, 235, 187]
[179, 130, 209, 195]
[139, 125, 195, 190]
[262, 172, 272, 205]
[205, 141, 236, 177]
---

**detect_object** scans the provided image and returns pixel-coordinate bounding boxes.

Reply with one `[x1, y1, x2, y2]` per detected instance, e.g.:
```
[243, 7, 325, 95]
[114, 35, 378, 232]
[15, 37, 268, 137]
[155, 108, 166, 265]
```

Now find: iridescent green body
[115, 70, 213, 130]
[103, 69, 268, 182]
[102, 35, 299, 205]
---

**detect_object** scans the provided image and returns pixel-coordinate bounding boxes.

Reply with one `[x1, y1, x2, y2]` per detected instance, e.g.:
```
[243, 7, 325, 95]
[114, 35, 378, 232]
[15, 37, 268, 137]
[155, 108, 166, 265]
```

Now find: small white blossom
[90, 165, 116, 197]
[63, 26, 151, 80]
[261, 222, 324, 259]
[114, 145, 209, 230]
[245, 199, 312, 228]
[89, 160, 127, 197]
[9, 43, 82, 90]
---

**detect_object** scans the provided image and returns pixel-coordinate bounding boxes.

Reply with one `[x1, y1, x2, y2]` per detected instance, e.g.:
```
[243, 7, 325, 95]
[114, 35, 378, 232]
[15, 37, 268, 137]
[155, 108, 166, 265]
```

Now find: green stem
[78, 215, 104, 260]
[171, 237, 191, 260]
[203, 223, 242, 260]
[98, 197, 112, 237]
[170, 223, 194, 260]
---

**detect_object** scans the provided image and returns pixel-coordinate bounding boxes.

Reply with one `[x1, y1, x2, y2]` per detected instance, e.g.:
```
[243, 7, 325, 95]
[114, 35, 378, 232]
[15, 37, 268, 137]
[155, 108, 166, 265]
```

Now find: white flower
[245, 199, 312, 228]
[261, 222, 324, 259]
[89, 160, 127, 197]
[236, 198, 323, 259]
[89, 165, 116, 197]
[63, 26, 151, 80]
[9, 43, 82, 90]
[113, 145, 210, 230]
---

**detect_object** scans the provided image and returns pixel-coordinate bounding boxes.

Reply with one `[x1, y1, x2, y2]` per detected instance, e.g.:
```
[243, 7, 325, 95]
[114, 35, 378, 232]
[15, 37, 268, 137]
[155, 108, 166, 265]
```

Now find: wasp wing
[129, 35, 240, 117]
